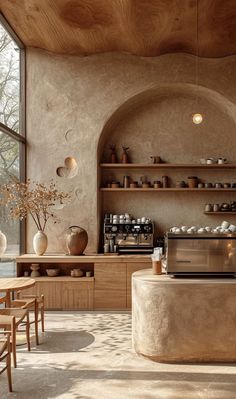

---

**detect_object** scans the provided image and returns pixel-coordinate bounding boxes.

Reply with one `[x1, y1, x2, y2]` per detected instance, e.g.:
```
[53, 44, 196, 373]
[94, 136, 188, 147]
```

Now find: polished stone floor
[1, 311, 236, 398]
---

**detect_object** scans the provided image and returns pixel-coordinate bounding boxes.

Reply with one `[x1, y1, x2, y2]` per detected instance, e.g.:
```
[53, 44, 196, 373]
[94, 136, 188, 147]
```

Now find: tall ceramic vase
[33, 230, 48, 256]
[0, 231, 7, 256]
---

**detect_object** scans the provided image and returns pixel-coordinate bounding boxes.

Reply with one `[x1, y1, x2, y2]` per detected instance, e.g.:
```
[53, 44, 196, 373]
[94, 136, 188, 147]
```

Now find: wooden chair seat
[0, 309, 31, 368]
[0, 308, 28, 325]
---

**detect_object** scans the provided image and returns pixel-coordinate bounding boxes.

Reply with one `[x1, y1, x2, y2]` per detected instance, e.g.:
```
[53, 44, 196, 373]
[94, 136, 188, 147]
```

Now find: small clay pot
[154, 181, 162, 188]
[72, 269, 83, 277]
[188, 176, 198, 188]
[142, 182, 151, 188]
[205, 182, 213, 188]
[130, 182, 138, 188]
[176, 181, 186, 188]
[111, 182, 120, 188]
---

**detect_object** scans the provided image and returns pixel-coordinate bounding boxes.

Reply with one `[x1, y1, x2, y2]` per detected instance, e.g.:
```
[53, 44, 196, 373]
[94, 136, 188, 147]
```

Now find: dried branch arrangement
[0, 179, 70, 232]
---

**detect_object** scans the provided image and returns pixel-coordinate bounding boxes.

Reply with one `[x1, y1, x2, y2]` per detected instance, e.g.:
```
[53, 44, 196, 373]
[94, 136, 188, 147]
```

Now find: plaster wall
[26, 49, 236, 253]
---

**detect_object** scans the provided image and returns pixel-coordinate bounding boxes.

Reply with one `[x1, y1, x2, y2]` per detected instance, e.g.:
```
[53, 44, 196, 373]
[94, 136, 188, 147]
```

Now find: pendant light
[192, 0, 203, 124]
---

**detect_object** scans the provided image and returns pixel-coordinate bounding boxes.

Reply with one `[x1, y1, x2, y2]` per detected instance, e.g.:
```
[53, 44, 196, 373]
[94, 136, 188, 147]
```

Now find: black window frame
[0, 13, 26, 254]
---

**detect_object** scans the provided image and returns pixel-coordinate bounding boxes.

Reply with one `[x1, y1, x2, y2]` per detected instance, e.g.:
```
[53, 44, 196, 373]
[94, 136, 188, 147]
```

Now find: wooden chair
[11, 293, 45, 345]
[0, 295, 31, 368]
[0, 331, 12, 392]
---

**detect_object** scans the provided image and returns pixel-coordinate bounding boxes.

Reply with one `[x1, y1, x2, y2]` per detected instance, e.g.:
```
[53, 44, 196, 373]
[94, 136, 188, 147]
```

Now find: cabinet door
[62, 281, 94, 310]
[94, 263, 126, 309]
[127, 262, 151, 308]
[35, 282, 62, 310]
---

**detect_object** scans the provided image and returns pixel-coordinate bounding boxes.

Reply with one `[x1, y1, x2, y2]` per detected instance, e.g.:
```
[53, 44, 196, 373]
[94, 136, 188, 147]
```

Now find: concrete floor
[1, 311, 236, 398]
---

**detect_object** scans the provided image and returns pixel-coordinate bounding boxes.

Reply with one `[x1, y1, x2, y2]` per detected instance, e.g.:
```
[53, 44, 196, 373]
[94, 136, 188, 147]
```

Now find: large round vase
[0, 231, 7, 256]
[65, 226, 88, 255]
[33, 230, 48, 256]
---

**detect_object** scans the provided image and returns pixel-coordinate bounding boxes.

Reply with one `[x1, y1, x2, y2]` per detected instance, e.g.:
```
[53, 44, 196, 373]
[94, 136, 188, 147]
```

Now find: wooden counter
[16, 254, 152, 310]
[16, 254, 151, 263]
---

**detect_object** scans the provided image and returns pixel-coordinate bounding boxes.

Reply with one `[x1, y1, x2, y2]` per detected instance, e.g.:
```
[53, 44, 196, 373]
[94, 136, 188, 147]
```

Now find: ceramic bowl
[46, 268, 60, 277]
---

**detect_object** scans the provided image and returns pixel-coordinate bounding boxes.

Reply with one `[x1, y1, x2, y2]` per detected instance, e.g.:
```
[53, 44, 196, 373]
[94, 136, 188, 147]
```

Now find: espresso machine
[103, 213, 154, 254]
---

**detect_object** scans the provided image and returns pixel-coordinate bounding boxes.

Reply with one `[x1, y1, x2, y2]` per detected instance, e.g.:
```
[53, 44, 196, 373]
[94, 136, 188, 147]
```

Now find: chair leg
[7, 340, 13, 392]
[41, 296, 45, 332]
[35, 300, 39, 345]
[26, 312, 31, 352]
[11, 318, 17, 368]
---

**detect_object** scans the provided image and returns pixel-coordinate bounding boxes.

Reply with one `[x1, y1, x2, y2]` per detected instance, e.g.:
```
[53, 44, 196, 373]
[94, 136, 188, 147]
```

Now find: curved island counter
[132, 269, 236, 362]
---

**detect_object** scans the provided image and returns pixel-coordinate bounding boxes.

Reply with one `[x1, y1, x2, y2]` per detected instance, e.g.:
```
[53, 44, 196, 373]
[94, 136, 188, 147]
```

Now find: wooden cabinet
[62, 281, 93, 310]
[21, 277, 94, 310]
[16, 255, 152, 310]
[94, 263, 126, 309]
[36, 281, 62, 310]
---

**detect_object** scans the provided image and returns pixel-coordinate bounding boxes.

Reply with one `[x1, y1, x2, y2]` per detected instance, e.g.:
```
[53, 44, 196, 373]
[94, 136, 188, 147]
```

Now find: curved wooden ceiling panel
[0, 0, 235, 57]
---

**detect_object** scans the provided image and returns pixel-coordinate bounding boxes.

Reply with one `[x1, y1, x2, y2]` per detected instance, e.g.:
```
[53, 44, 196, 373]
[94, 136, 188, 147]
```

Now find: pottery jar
[33, 230, 48, 256]
[66, 226, 88, 256]
[188, 176, 198, 188]
[0, 231, 7, 256]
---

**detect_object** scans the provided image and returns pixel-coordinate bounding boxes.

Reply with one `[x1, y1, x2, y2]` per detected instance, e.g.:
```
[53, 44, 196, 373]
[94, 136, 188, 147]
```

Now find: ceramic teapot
[65, 226, 88, 256]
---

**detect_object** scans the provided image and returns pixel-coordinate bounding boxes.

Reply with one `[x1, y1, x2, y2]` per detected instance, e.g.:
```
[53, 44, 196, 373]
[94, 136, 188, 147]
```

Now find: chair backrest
[0, 295, 7, 305]
[0, 331, 12, 392]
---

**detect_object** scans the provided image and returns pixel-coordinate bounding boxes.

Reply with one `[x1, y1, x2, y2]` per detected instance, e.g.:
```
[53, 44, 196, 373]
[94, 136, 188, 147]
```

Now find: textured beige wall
[26, 50, 236, 253]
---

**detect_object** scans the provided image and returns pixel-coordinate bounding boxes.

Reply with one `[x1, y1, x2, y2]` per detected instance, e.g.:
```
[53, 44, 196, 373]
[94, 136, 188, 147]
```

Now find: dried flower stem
[0, 179, 70, 232]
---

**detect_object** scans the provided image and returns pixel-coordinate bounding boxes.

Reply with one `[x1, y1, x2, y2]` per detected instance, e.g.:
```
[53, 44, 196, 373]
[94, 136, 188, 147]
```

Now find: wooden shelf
[101, 188, 236, 192]
[204, 212, 236, 215]
[31, 276, 95, 282]
[100, 163, 236, 169]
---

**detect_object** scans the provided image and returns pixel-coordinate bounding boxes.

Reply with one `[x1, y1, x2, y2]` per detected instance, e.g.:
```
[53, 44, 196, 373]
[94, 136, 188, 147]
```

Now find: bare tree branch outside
[0, 22, 20, 253]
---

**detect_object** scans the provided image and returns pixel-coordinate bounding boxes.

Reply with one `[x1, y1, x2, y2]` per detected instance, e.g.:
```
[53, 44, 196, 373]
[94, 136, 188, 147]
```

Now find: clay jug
[65, 226, 88, 255]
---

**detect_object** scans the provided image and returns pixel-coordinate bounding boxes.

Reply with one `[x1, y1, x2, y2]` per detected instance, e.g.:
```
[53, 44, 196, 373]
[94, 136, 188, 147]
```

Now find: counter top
[133, 269, 236, 283]
[16, 254, 152, 263]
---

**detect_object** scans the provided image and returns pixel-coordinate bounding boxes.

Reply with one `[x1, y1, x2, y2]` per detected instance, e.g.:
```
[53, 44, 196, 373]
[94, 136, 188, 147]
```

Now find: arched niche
[97, 83, 236, 244]
[98, 83, 236, 163]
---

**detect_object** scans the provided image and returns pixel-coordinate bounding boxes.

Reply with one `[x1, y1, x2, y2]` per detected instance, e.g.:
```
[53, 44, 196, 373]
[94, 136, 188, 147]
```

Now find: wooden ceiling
[0, 0, 236, 57]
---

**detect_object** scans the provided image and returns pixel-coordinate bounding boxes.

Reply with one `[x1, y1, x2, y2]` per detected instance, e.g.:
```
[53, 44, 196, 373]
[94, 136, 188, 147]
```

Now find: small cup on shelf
[213, 204, 220, 212]
[205, 203, 213, 212]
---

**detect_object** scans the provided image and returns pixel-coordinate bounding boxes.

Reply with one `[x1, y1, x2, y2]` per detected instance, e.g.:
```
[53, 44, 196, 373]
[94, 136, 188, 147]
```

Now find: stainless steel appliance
[104, 217, 154, 254]
[166, 233, 236, 276]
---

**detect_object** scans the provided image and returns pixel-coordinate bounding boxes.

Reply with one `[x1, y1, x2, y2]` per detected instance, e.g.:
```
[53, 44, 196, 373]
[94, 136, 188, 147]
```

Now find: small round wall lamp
[192, 113, 203, 124]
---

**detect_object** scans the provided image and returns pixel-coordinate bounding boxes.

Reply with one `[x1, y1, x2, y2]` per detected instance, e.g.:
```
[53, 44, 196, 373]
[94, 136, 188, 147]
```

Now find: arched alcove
[97, 83, 236, 246]
[98, 83, 236, 161]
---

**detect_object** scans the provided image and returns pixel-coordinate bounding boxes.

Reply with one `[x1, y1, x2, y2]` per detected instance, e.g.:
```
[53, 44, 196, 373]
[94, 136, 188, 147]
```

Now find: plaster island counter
[132, 269, 236, 362]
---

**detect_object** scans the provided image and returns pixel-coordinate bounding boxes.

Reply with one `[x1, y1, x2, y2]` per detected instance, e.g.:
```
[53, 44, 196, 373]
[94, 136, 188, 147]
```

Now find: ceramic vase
[33, 230, 48, 256]
[65, 226, 88, 255]
[0, 231, 7, 256]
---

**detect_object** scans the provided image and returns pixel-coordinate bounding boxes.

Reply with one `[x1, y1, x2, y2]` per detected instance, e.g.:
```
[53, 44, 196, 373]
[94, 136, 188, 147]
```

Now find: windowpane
[0, 22, 20, 133]
[0, 129, 20, 255]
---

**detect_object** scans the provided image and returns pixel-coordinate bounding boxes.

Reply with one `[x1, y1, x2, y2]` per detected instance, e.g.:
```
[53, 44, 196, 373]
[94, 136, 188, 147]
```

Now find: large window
[0, 15, 25, 267]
